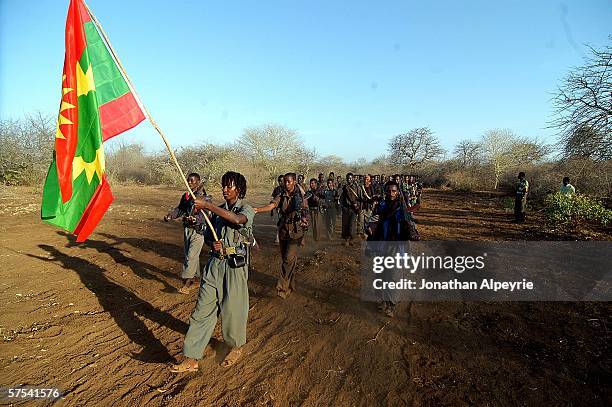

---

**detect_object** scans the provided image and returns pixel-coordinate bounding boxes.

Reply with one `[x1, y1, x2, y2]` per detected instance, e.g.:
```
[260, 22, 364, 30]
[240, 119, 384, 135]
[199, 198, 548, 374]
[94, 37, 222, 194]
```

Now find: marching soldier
[305, 178, 323, 241]
[171, 171, 255, 372]
[322, 179, 339, 240]
[164, 173, 208, 294]
[357, 174, 375, 239]
[254, 173, 309, 299]
[365, 180, 420, 317]
[317, 173, 326, 188]
[297, 174, 306, 194]
[271, 174, 284, 245]
[339, 172, 361, 246]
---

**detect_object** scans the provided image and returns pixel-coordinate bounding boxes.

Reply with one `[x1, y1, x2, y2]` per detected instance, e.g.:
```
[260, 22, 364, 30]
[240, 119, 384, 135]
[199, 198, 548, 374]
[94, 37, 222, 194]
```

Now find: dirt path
[0, 185, 610, 406]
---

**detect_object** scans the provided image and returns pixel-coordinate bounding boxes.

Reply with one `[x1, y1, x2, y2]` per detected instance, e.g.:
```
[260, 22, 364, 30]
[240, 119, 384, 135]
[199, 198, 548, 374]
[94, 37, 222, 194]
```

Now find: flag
[42, 0, 145, 242]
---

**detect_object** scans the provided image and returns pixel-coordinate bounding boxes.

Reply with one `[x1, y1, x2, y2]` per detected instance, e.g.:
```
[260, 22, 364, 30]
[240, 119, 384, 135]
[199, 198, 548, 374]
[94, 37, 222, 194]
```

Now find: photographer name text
[373, 278, 534, 292]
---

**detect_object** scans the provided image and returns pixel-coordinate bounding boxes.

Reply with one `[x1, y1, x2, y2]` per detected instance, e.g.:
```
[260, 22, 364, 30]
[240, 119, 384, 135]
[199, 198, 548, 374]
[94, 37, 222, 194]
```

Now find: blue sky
[1, 0, 610, 161]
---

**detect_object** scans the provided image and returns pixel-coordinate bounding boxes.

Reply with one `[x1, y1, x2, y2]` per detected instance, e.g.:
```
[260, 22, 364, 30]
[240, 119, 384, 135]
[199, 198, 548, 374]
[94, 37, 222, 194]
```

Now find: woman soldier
[171, 171, 255, 372]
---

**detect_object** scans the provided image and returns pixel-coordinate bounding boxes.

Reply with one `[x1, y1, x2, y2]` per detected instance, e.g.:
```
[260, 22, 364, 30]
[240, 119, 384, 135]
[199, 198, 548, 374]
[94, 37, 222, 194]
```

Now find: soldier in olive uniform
[297, 174, 306, 193]
[171, 171, 254, 372]
[340, 172, 362, 246]
[322, 179, 339, 240]
[514, 171, 529, 223]
[255, 173, 309, 299]
[305, 178, 323, 241]
[357, 174, 375, 239]
[271, 175, 284, 245]
[317, 173, 326, 188]
[164, 173, 208, 294]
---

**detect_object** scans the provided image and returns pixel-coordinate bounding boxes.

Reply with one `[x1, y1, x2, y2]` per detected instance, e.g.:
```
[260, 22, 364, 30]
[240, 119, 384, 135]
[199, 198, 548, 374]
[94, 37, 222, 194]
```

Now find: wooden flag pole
[82, 1, 219, 241]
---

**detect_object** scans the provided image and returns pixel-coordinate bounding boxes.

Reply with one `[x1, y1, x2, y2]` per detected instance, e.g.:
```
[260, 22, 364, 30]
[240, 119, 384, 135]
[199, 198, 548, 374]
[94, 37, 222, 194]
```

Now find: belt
[211, 245, 243, 258]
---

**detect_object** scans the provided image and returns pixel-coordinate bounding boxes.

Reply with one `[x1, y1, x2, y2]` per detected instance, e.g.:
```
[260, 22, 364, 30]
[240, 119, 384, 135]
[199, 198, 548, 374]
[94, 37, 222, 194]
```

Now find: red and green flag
[42, 0, 145, 242]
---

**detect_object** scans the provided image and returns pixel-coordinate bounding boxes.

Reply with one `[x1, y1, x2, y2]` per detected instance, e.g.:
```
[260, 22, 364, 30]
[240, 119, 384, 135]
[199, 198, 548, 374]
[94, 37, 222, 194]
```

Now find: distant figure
[317, 173, 326, 188]
[271, 175, 285, 245]
[514, 172, 529, 223]
[357, 174, 375, 240]
[305, 178, 323, 241]
[560, 176, 576, 196]
[339, 173, 361, 246]
[297, 174, 306, 194]
[322, 179, 339, 240]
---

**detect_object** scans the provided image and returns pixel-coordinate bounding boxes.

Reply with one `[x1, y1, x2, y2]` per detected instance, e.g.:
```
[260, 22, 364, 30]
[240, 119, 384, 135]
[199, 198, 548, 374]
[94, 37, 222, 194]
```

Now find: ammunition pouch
[212, 243, 248, 268]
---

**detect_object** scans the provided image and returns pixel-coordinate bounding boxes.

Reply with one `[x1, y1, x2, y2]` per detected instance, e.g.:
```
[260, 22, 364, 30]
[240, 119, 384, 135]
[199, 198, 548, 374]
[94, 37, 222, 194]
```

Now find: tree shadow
[27, 244, 188, 363]
[57, 231, 180, 293]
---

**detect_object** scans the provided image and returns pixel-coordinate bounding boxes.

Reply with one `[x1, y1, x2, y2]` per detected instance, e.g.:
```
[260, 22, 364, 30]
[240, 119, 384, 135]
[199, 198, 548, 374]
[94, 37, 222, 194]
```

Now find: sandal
[178, 281, 196, 294]
[169, 360, 199, 373]
[277, 288, 292, 299]
[221, 348, 242, 368]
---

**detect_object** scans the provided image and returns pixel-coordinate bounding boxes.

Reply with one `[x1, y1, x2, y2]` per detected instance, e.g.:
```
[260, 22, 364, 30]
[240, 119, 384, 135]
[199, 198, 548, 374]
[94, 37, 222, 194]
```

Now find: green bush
[544, 192, 611, 228]
[502, 196, 515, 212]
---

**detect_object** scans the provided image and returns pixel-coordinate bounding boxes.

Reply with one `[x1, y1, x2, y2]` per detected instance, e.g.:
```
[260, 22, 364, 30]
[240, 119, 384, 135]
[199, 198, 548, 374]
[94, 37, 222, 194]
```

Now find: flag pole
[82, 1, 219, 241]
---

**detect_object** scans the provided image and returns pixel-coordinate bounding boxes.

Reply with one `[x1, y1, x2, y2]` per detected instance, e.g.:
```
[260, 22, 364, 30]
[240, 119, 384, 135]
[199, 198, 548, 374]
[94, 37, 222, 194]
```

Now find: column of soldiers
[166, 167, 572, 373]
[168, 170, 425, 373]
[265, 171, 423, 246]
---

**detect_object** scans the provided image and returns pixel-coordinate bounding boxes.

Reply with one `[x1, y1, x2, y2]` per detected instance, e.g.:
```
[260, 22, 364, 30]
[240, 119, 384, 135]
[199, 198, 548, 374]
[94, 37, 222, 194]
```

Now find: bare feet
[170, 358, 199, 373]
[221, 347, 242, 368]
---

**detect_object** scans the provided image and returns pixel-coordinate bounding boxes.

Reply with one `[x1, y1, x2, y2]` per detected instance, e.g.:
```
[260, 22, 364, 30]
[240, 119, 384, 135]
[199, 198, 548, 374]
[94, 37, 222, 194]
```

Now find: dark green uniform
[166, 186, 207, 280]
[306, 186, 323, 241]
[322, 186, 338, 239]
[340, 182, 361, 243]
[272, 189, 307, 296]
[514, 179, 529, 222]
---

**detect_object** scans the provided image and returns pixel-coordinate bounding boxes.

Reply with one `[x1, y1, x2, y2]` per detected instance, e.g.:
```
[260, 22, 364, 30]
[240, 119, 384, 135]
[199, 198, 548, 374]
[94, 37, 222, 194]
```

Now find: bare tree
[105, 142, 149, 183]
[237, 124, 303, 184]
[551, 39, 611, 160]
[177, 143, 233, 186]
[387, 127, 445, 169]
[453, 139, 481, 167]
[292, 146, 318, 180]
[0, 113, 54, 185]
[480, 129, 547, 189]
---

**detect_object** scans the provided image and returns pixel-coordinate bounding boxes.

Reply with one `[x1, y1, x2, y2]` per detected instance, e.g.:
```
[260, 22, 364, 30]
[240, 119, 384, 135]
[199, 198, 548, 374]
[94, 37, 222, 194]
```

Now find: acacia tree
[551, 40, 611, 160]
[387, 127, 445, 169]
